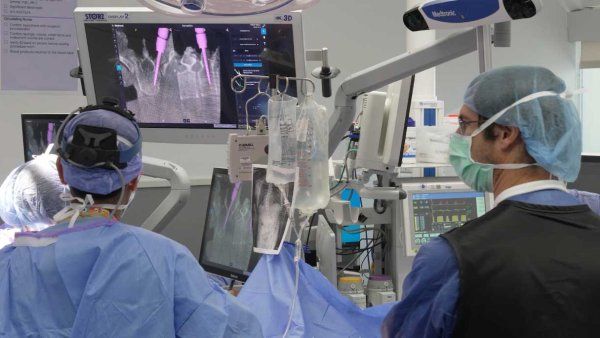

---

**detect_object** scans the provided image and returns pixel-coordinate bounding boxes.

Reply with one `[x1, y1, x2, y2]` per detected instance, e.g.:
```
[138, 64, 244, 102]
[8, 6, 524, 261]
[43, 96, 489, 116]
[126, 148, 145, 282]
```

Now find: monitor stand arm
[140, 156, 191, 233]
[328, 28, 478, 157]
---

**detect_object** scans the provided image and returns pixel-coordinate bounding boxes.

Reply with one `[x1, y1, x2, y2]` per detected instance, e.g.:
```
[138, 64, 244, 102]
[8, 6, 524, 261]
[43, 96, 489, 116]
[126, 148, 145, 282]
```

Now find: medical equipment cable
[337, 235, 381, 276]
[107, 163, 126, 221]
[337, 237, 384, 255]
[359, 234, 377, 277]
[329, 142, 357, 194]
[338, 234, 382, 278]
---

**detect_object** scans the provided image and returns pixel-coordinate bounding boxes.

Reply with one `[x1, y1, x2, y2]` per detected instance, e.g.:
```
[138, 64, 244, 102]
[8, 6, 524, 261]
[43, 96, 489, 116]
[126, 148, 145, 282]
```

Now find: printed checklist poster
[1, 0, 77, 91]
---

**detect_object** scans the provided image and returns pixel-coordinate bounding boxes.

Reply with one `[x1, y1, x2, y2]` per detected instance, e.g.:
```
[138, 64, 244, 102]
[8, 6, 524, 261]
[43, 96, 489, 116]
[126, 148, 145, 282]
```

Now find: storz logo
[431, 10, 457, 18]
[85, 13, 105, 21]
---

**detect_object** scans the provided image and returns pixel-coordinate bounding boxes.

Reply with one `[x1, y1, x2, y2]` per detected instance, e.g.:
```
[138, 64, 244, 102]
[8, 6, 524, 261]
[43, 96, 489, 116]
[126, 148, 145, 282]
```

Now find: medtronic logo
[85, 13, 105, 21]
[431, 10, 457, 18]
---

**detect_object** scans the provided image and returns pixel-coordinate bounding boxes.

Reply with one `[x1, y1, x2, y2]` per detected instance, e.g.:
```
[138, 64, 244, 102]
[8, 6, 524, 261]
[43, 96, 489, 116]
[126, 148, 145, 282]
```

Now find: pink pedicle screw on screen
[153, 27, 170, 86]
[195, 28, 212, 85]
[47, 123, 55, 145]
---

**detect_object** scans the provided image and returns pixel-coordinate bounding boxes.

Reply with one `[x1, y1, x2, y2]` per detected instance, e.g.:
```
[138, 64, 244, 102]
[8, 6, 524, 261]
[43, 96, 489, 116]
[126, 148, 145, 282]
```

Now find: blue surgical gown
[0, 217, 263, 338]
[381, 189, 588, 338]
[239, 242, 395, 338]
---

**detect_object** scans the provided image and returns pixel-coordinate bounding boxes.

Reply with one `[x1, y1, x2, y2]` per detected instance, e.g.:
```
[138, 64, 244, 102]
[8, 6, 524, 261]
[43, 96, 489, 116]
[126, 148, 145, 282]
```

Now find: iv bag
[292, 96, 330, 213]
[267, 93, 298, 185]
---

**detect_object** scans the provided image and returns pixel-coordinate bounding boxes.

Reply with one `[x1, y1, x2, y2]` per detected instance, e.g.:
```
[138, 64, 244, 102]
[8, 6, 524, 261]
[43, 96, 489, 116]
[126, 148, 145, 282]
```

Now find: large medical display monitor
[75, 8, 305, 143]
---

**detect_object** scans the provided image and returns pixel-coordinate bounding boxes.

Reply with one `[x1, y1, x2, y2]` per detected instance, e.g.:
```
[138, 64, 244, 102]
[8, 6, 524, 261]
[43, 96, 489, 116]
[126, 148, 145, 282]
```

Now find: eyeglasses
[457, 117, 480, 135]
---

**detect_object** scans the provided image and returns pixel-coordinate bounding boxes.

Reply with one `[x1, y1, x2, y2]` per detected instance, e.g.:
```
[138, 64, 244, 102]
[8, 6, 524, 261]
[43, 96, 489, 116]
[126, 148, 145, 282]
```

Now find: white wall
[436, 0, 578, 111]
[582, 68, 600, 153]
[0, 0, 579, 183]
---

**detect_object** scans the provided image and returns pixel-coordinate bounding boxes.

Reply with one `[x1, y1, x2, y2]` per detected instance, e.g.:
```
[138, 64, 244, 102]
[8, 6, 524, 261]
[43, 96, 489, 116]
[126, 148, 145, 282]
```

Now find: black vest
[441, 200, 600, 338]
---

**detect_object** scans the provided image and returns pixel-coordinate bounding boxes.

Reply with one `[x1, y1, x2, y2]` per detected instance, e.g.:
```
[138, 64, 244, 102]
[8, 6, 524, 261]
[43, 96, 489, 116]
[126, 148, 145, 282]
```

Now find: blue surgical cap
[0, 154, 67, 230]
[463, 66, 582, 182]
[60, 109, 143, 195]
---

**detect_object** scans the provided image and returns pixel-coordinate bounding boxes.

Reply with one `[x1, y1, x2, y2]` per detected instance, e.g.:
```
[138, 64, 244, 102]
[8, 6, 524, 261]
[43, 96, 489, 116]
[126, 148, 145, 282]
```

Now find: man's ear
[127, 176, 140, 191]
[495, 125, 522, 151]
[56, 158, 67, 185]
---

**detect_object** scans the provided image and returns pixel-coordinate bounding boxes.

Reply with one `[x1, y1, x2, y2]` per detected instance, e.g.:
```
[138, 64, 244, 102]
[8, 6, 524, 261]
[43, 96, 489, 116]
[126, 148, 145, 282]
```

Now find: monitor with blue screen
[402, 182, 494, 256]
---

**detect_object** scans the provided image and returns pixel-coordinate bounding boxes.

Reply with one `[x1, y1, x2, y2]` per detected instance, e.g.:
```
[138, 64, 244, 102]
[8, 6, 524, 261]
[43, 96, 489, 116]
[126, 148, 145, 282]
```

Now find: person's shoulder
[112, 222, 190, 255]
[415, 237, 457, 270]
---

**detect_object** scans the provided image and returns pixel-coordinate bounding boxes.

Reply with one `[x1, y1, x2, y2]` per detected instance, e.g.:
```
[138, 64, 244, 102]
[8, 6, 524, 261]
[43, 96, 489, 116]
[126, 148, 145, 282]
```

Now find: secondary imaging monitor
[21, 114, 67, 162]
[402, 182, 494, 256]
[74, 7, 305, 143]
[199, 168, 261, 281]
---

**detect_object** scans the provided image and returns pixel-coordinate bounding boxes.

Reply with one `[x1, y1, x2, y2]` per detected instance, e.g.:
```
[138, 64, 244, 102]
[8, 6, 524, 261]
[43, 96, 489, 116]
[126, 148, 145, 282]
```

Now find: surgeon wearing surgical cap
[0, 154, 66, 248]
[382, 66, 600, 338]
[0, 107, 262, 337]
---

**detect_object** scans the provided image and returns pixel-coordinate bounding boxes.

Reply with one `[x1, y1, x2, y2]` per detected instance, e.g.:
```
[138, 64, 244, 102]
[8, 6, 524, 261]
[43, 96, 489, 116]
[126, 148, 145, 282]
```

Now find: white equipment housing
[405, 0, 542, 31]
[228, 134, 269, 183]
[316, 215, 337, 287]
[354, 77, 415, 173]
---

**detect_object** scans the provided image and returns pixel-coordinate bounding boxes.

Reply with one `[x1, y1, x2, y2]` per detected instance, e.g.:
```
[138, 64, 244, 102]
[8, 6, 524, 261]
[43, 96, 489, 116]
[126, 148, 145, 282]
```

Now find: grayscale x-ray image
[115, 27, 221, 124]
[84, 23, 297, 128]
[201, 170, 259, 277]
[22, 115, 66, 162]
[252, 167, 294, 252]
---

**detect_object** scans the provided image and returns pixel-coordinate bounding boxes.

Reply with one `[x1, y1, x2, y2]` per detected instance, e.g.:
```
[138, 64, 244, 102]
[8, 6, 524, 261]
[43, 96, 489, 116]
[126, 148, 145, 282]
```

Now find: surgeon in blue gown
[382, 66, 600, 338]
[0, 106, 262, 337]
[0, 153, 67, 249]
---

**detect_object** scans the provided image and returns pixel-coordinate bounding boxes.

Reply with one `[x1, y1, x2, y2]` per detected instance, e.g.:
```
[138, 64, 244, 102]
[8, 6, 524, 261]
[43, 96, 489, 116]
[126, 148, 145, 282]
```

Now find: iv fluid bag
[293, 96, 330, 213]
[267, 93, 298, 185]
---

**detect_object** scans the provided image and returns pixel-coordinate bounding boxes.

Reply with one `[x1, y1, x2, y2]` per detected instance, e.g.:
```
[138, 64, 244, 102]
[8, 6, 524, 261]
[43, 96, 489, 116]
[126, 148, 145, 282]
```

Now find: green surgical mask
[449, 133, 495, 192]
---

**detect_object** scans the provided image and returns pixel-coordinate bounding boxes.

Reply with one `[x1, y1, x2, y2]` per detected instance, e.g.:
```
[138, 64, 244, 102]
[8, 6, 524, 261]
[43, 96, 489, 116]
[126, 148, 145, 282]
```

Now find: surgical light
[138, 0, 319, 16]
[404, 0, 542, 31]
